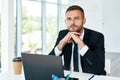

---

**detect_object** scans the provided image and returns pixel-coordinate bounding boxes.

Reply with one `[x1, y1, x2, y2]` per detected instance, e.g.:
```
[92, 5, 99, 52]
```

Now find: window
[62, 0, 69, 5]
[61, 5, 68, 30]
[46, 0, 57, 3]
[15, 0, 70, 56]
[46, 3, 57, 54]
[0, 0, 1, 70]
[21, 0, 42, 54]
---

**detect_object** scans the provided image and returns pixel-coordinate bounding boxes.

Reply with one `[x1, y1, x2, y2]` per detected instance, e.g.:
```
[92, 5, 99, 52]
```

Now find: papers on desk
[64, 70, 120, 80]
[92, 75, 120, 80]
[64, 70, 93, 80]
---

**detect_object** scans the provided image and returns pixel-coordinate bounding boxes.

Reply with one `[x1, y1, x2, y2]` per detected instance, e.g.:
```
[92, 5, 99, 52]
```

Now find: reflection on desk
[92, 75, 120, 80]
[0, 72, 24, 80]
[64, 70, 92, 80]
[64, 70, 120, 80]
[0, 70, 120, 80]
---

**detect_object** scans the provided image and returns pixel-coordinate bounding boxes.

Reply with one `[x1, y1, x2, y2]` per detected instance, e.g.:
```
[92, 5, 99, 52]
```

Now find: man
[49, 5, 106, 75]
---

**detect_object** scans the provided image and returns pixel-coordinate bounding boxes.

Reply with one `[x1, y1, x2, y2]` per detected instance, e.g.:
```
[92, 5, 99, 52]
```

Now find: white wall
[74, 0, 120, 53]
[72, 0, 103, 32]
[1, 0, 15, 72]
[103, 0, 120, 53]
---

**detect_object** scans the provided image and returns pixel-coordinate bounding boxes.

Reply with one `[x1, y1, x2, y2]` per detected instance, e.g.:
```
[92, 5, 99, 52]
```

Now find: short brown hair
[65, 5, 85, 18]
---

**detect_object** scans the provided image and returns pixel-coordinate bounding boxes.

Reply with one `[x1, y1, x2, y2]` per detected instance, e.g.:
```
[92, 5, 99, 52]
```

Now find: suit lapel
[83, 28, 90, 45]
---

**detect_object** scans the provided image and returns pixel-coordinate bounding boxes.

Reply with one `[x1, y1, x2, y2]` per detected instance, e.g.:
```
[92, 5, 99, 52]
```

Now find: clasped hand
[57, 32, 85, 51]
[62, 32, 81, 44]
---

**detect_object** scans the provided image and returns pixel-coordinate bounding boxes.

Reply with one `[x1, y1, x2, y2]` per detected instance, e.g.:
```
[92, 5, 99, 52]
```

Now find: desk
[0, 72, 24, 80]
[0, 70, 120, 80]
[64, 70, 120, 80]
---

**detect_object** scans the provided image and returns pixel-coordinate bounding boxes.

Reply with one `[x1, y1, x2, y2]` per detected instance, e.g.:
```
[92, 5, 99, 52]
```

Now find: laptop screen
[22, 53, 64, 80]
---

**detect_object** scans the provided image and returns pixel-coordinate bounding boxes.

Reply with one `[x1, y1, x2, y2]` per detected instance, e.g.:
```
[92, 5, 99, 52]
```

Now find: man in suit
[49, 5, 106, 75]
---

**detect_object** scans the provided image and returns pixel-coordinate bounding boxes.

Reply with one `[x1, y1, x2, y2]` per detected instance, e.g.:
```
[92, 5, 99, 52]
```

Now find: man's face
[65, 10, 86, 32]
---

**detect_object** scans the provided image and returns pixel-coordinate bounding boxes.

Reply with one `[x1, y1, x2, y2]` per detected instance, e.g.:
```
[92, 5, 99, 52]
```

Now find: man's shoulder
[59, 29, 69, 34]
[59, 29, 68, 32]
[84, 28, 104, 37]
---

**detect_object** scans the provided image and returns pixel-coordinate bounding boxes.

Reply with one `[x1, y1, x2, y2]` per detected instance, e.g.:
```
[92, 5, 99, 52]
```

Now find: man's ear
[83, 18, 86, 25]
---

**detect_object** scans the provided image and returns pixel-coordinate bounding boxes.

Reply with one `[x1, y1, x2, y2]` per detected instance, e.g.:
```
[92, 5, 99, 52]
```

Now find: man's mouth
[70, 24, 77, 28]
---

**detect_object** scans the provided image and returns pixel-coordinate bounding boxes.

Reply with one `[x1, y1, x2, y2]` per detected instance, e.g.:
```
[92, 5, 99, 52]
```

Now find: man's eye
[75, 17, 79, 20]
[67, 18, 71, 20]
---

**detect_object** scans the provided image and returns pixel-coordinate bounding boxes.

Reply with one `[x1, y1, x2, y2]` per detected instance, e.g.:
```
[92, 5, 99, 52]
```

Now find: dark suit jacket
[49, 28, 106, 75]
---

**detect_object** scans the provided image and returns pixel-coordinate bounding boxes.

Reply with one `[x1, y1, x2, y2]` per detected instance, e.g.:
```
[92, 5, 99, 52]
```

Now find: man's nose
[71, 19, 75, 24]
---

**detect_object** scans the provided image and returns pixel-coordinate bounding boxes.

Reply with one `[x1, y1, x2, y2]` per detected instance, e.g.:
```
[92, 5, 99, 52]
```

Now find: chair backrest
[105, 59, 111, 75]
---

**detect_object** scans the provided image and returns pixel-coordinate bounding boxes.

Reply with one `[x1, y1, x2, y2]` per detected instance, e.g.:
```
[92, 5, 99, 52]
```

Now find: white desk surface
[0, 70, 120, 80]
[64, 70, 120, 80]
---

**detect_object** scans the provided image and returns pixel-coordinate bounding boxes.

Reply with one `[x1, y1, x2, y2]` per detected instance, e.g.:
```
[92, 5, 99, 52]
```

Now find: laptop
[21, 53, 64, 80]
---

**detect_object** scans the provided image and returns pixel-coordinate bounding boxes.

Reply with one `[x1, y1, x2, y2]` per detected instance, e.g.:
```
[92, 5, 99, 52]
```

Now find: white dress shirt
[54, 29, 89, 72]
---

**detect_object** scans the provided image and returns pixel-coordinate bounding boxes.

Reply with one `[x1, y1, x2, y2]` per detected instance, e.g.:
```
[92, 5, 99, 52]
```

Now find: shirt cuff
[79, 45, 89, 56]
[54, 46, 62, 56]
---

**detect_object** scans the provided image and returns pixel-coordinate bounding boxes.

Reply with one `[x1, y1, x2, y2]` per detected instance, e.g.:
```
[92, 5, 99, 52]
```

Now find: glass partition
[21, 0, 42, 54]
[16, 0, 70, 55]
[46, 3, 57, 54]
[0, 0, 1, 70]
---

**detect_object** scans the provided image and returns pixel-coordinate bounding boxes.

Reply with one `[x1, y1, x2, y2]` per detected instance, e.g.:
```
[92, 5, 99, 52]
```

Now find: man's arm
[49, 30, 69, 55]
[71, 30, 106, 75]
[82, 33, 106, 75]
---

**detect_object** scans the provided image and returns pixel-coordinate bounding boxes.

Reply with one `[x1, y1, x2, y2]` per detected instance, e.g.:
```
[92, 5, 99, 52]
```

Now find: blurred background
[0, 0, 120, 77]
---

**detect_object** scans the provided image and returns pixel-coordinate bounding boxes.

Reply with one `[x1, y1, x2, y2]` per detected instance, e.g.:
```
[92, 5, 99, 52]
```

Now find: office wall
[74, 0, 103, 32]
[103, 0, 120, 53]
[74, 0, 120, 53]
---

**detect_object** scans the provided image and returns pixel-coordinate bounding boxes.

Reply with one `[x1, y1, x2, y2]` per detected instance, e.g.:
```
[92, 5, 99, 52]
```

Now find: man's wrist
[79, 45, 89, 56]
[57, 40, 66, 51]
[77, 40, 86, 48]
[54, 46, 62, 56]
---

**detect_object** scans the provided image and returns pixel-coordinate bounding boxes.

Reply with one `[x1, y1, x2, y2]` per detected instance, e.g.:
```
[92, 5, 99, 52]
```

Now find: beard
[68, 24, 83, 33]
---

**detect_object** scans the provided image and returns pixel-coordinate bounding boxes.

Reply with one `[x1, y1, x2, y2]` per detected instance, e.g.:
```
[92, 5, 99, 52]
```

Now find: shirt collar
[80, 29, 84, 40]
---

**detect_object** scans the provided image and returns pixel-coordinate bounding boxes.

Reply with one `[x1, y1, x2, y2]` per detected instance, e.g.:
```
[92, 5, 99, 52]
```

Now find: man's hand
[57, 32, 85, 51]
[57, 32, 73, 51]
[71, 32, 86, 48]
[62, 32, 73, 44]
